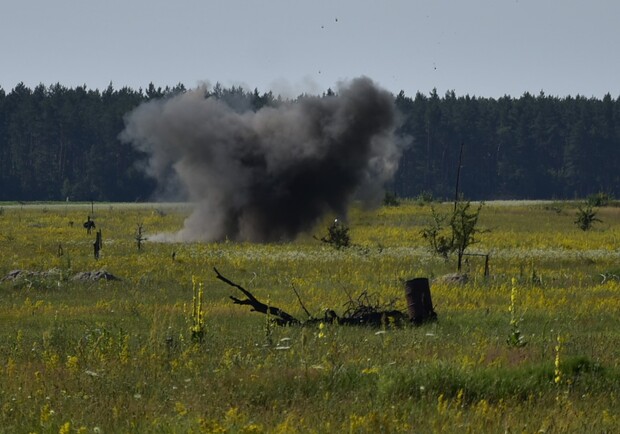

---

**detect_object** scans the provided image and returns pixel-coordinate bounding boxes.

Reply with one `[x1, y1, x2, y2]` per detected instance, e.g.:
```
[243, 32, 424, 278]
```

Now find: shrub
[383, 191, 400, 207]
[575, 203, 601, 231]
[319, 219, 351, 249]
[586, 192, 612, 207]
[415, 190, 434, 205]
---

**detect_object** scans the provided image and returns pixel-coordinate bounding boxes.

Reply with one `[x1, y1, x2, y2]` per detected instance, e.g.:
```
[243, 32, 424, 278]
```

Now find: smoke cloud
[121, 77, 404, 242]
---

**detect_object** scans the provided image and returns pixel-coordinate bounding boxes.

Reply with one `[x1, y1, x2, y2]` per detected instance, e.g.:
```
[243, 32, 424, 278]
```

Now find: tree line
[392, 89, 619, 200]
[0, 83, 618, 201]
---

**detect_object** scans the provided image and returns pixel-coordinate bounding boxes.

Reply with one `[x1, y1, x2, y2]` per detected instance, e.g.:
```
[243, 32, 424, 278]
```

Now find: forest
[0, 82, 618, 201]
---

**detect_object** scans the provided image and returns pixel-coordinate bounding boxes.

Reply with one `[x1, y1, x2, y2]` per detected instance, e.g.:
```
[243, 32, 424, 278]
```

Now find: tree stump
[93, 230, 102, 260]
[405, 278, 437, 325]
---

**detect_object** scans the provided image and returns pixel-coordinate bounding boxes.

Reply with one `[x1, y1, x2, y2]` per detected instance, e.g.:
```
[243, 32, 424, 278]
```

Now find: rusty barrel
[405, 277, 437, 325]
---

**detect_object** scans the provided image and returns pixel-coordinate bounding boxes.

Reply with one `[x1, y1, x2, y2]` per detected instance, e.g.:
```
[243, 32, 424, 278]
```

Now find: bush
[415, 191, 434, 205]
[319, 219, 351, 249]
[575, 203, 601, 231]
[383, 191, 400, 207]
[421, 200, 485, 271]
[586, 192, 612, 207]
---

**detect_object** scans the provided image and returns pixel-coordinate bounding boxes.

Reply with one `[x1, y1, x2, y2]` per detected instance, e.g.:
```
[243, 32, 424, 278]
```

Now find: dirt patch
[71, 270, 120, 281]
[2, 269, 63, 281]
[2, 269, 120, 282]
[434, 273, 469, 285]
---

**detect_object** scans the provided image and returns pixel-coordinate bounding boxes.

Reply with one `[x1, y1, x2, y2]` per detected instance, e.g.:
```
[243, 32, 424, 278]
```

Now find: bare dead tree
[214, 267, 301, 326]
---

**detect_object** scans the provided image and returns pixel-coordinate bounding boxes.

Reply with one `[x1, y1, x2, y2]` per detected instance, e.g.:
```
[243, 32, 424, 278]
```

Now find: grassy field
[0, 200, 619, 433]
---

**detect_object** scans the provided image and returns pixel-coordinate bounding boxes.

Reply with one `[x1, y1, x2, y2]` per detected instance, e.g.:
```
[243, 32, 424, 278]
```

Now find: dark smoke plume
[121, 77, 404, 242]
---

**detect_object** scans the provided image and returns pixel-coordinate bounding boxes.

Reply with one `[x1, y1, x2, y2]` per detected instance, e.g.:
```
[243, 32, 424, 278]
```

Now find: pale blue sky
[2, 0, 618, 98]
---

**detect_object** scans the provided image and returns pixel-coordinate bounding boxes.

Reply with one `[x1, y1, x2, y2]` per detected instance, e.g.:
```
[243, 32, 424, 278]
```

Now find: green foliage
[421, 200, 485, 271]
[415, 190, 434, 205]
[451, 200, 484, 271]
[507, 278, 527, 347]
[383, 191, 400, 207]
[391, 91, 620, 200]
[319, 218, 351, 249]
[0, 83, 276, 201]
[2, 85, 620, 202]
[587, 192, 612, 207]
[575, 203, 602, 231]
[420, 206, 452, 259]
[0, 202, 620, 431]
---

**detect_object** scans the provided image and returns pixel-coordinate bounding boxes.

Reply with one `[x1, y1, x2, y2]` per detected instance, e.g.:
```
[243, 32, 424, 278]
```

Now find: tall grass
[0, 201, 619, 432]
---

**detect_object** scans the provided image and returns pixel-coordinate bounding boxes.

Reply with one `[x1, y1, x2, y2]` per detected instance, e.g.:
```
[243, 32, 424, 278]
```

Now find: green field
[1, 201, 619, 433]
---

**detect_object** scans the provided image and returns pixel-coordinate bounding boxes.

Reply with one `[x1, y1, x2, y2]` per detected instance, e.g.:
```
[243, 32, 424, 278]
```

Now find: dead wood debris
[214, 267, 300, 326]
[214, 267, 408, 327]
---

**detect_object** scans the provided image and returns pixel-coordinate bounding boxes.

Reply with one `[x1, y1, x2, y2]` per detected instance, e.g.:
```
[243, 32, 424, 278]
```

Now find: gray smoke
[121, 77, 404, 242]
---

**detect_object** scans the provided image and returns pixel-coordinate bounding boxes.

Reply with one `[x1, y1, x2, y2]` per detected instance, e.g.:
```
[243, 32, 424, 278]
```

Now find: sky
[1, 0, 619, 99]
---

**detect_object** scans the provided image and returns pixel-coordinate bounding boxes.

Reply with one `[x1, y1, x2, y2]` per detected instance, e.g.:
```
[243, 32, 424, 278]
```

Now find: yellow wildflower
[66, 355, 79, 374]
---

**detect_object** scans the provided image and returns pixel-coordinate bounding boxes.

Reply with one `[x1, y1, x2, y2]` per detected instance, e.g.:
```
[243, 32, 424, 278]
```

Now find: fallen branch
[291, 283, 313, 320]
[214, 268, 428, 328]
[214, 267, 300, 326]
